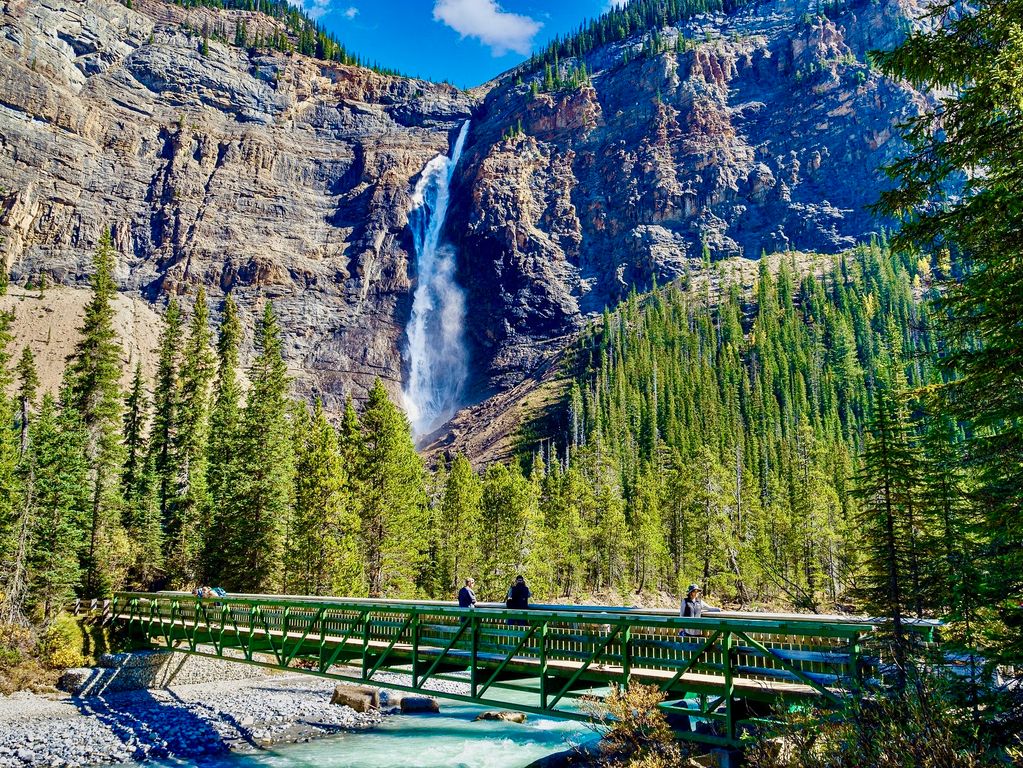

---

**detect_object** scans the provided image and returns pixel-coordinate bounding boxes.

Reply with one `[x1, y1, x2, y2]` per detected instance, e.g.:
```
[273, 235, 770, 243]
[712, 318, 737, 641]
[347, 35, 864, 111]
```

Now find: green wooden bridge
[100, 592, 932, 749]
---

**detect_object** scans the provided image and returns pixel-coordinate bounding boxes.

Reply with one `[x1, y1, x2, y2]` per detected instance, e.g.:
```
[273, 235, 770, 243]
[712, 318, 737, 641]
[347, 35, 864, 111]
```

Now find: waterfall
[402, 120, 471, 438]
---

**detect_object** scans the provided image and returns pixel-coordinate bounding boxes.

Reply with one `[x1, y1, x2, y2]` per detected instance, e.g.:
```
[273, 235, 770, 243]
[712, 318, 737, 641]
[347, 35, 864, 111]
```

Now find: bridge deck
[103, 592, 900, 748]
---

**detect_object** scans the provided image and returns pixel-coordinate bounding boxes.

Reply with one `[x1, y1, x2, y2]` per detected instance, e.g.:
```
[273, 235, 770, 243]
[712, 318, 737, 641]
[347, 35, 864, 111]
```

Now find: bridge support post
[723, 630, 735, 744]
[621, 625, 632, 686]
[318, 612, 327, 673]
[411, 612, 420, 687]
[246, 605, 256, 661]
[539, 621, 549, 710]
[470, 615, 479, 698]
[848, 633, 862, 692]
[361, 612, 371, 680]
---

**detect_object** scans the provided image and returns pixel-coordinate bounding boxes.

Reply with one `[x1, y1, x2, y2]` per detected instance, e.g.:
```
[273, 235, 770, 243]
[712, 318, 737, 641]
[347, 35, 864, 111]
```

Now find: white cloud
[433, 0, 542, 57]
[301, 0, 330, 20]
[343, 6, 359, 19]
[605, 0, 629, 9]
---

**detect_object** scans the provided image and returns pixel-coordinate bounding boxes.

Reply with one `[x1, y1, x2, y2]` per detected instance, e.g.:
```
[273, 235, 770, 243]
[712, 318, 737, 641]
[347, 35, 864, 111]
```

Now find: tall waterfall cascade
[402, 120, 471, 439]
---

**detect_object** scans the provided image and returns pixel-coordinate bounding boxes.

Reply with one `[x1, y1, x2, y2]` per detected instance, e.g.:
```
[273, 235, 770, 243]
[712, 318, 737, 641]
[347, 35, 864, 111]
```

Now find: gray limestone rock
[0, 0, 471, 411]
[0, 0, 933, 433]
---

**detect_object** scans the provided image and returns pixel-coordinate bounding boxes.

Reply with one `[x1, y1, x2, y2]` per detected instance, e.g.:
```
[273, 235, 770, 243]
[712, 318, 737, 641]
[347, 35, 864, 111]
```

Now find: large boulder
[330, 683, 381, 712]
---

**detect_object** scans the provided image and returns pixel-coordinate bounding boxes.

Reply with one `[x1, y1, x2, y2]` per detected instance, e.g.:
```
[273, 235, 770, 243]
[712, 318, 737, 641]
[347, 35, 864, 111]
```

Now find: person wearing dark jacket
[506, 575, 531, 626]
[458, 578, 477, 609]
[679, 584, 719, 637]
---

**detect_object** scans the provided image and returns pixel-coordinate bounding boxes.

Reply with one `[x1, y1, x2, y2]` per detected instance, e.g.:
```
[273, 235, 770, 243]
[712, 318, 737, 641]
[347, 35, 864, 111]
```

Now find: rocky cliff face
[0, 0, 928, 430]
[450, 0, 930, 390]
[0, 0, 471, 407]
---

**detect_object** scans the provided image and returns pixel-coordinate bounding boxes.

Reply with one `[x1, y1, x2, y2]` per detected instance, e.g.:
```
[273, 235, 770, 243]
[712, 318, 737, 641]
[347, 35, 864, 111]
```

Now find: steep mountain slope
[449, 0, 930, 392]
[0, 0, 470, 408]
[0, 0, 929, 443]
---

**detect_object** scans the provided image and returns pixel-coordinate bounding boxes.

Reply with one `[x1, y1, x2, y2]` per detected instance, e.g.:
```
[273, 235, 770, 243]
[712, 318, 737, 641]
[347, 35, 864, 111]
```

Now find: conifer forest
[1, 0, 1023, 763]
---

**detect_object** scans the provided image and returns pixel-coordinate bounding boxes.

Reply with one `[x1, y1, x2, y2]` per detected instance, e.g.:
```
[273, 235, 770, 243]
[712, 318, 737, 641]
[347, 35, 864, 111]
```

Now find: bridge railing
[109, 590, 890, 746]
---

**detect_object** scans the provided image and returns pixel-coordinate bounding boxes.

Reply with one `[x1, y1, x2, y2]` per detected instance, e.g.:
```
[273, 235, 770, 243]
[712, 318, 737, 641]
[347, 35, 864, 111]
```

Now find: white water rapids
[402, 120, 472, 438]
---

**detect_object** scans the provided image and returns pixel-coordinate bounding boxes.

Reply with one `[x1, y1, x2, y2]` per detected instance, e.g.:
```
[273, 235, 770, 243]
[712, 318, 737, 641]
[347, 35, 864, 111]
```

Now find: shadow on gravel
[71, 689, 238, 762]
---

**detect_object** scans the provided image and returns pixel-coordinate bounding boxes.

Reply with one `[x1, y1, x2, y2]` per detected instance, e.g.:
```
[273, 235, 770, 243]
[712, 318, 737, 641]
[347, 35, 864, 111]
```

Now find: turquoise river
[131, 700, 597, 768]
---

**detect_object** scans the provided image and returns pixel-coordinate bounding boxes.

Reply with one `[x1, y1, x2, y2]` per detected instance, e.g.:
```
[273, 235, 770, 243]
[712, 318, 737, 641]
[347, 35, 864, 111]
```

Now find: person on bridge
[505, 575, 531, 626]
[679, 584, 719, 637]
[458, 578, 477, 609]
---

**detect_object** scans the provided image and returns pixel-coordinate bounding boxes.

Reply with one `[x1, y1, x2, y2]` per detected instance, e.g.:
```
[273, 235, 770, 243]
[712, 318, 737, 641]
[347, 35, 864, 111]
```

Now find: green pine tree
[204, 294, 244, 583]
[436, 454, 482, 598]
[27, 394, 90, 619]
[288, 400, 363, 596]
[874, 0, 1023, 660]
[65, 230, 127, 597]
[1, 342, 33, 621]
[15, 347, 38, 458]
[360, 379, 427, 598]
[175, 289, 216, 582]
[221, 302, 294, 592]
[149, 299, 184, 577]
[854, 374, 922, 686]
[122, 362, 148, 507]
[121, 362, 163, 588]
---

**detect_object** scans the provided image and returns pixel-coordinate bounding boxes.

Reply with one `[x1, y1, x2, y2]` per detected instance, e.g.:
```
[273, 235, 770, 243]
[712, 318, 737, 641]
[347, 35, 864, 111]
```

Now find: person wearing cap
[505, 575, 531, 626]
[679, 584, 719, 637]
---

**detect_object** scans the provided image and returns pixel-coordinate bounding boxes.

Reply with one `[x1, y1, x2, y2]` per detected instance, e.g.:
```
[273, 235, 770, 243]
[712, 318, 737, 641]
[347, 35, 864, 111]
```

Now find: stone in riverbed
[330, 684, 381, 712]
[399, 696, 440, 714]
[474, 710, 527, 723]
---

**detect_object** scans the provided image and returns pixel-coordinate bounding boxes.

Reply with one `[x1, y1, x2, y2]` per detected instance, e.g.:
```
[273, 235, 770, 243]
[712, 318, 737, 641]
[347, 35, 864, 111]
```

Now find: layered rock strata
[0, 0, 471, 406]
[0, 0, 929, 430]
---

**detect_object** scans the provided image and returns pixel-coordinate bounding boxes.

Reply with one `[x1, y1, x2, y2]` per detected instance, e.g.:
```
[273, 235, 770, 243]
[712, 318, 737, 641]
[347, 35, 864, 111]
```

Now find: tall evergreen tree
[27, 394, 90, 619]
[15, 347, 38, 458]
[1, 342, 34, 621]
[0, 313, 19, 572]
[288, 400, 363, 596]
[854, 372, 922, 685]
[360, 379, 427, 598]
[874, 0, 1023, 658]
[220, 302, 294, 592]
[149, 298, 182, 570]
[121, 362, 162, 588]
[175, 288, 216, 582]
[65, 230, 126, 596]
[204, 295, 244, 582]
[435, 454, 482, 597]
[122, 362, 148, 506]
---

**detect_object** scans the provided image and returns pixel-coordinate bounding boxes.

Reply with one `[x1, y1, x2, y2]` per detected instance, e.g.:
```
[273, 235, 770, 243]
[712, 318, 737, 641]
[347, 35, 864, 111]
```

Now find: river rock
[474, 710, 527, 723]
[330, 684, 381, 712]
[399, 696, 440, 714]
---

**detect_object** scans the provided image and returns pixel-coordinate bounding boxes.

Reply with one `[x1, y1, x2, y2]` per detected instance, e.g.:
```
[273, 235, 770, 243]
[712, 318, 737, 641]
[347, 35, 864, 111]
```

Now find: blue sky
[299, 0, 624, 87]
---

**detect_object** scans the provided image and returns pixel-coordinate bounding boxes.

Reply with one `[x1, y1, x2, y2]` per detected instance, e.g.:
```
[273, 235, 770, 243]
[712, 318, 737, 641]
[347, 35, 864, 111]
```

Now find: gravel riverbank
[0, 674, 386, 767]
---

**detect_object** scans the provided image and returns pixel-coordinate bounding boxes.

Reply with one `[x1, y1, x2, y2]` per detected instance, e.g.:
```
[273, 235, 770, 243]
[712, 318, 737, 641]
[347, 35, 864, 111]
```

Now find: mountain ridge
[0, 0, 931, 452]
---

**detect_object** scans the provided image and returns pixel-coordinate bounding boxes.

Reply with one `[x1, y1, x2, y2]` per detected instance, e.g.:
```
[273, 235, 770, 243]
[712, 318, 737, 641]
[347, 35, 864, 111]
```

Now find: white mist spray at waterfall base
[403, 120, 471, 438]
